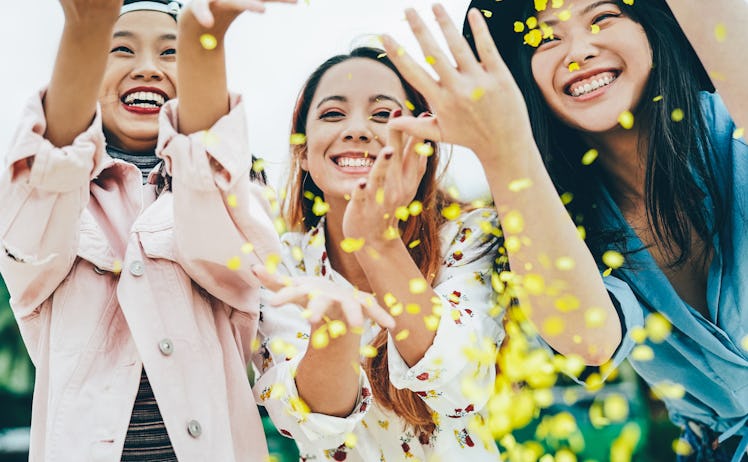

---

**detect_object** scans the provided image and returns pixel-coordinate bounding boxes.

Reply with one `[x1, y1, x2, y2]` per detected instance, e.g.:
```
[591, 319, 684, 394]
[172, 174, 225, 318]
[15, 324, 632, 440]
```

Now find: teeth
[570, 73, 616, 97]
[336, 157, 375, 168]
[123, 91, 166, 106]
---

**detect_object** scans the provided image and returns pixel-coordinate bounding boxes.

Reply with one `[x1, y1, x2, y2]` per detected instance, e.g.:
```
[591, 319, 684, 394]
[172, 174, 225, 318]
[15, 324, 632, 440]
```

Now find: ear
[299, 146, 309, 171]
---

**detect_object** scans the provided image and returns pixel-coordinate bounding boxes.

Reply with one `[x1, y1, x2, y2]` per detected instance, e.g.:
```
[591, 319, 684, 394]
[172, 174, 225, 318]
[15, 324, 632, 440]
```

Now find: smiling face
[99, 10, 177, 152]
[301, 58, 410, 204]
[529, 0, 652, 136]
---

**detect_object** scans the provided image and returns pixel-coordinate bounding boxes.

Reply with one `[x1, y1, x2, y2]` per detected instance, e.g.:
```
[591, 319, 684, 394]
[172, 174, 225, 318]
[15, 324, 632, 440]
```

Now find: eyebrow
[113, 31, 177, 41]
[316, 94, 403, 109]
[542, 1, 619, 27]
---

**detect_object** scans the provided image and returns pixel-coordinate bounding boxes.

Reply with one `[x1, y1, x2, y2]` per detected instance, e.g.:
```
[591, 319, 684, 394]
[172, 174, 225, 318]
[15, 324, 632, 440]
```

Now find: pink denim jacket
[0, 90, 281, 461]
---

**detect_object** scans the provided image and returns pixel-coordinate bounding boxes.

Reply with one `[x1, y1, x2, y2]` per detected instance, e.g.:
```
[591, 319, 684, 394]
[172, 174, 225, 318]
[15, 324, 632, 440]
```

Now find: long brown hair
[283, 47, 447, 434]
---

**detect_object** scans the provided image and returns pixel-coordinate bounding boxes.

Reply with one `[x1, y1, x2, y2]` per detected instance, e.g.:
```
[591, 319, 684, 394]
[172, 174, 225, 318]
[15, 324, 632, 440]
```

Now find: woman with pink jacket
[0, 0, 291, 460]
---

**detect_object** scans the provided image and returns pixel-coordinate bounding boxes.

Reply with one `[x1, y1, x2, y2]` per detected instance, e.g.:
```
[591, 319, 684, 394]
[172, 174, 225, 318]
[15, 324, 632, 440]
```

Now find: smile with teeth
[335, 156, 375, 168]
[568, 72, 618, 97]
[122, 91, 166, 109]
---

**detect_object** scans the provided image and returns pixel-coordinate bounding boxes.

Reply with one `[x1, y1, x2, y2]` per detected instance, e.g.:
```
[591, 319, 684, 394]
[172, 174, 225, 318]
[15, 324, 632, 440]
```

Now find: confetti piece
[290, 133, 307, 145]
[360, 345, 378, 358]
[603, 394, 629, 422]
[524, 29, 543, 47]
[631, 345, 654, 361]
[542, 317, 565, 336]
[602, 250, 625, 269]
[508, 178, 533, 192]
[523, 273, 545, 295]
[375, 188, 385, 205]
[340, 238, 365, 253]
[714, 23, 727, 42]
[618, 110, 634, 129]
[395, 206, 409, 221]
[555, 256, 575, 270]
[344, 433, 358, 448]
[311, 329, 329, 349]
[630, 326, 647, 343]
[199, 33, 217, 50]
[552, 0, 564, 7]
[471, 87, 486, 101]
[526, 16, 538, 28]
[503, 210, 525, 234]
[408, 239, 421, 249]
[390, 303, 403, 316]
[274, 217, 287, 235]
[312, 196, 330, 216]
[328, 320, 347, 338]
[581, 149, 598, 165]
[481, 9, 492, 18]
[289, 396, 310, 416]
[424, 315, 440, 331]
[591, 24, 600, 34]
[741, 335, 748, 351]
[409, 278, 428, 294]
[408, 200, 423, 216]
[252, 158, 265, 173]
[560, 191, 574, 204]
[291, 246, 303, 262]
[557, 9, 571, 21]
[405, 303, 421, 314]
[733, 127, 745, 139]
[623, 0, 634, 4]
[534, 0, 548, 11]
[442, 203, 462, 221]
[671, 108, 684, 122]
[645, 313, 671, 343]
[514, 21, 525, 32]
[397, 47, 405, 57]
[554, 294, 580, 312]
[265, 253, 281, 274]
[112, 260, 122, 274]
[673, 439, 693, 456]
[405, 100, 415, 111]
[227, 256, 241, 270]
[226, 194, 237, 208]
[395, 329, 410, 341]
[425, 55, 436, 65]
[651, 381, 686, 400]
[415, 142, 434, 157]
[383, 292, 397, 307]
[653, 95, 664, 102]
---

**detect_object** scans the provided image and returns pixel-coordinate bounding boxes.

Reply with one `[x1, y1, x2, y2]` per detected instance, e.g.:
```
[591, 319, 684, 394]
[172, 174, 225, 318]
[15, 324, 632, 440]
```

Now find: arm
[382, 5, 621, 365]
[665, 0, 748, 131]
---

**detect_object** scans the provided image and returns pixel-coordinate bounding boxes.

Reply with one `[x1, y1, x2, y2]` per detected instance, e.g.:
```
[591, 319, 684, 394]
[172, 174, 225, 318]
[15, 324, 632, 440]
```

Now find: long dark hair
[510, 0, 724, 267]
[283, 46, 447, 435]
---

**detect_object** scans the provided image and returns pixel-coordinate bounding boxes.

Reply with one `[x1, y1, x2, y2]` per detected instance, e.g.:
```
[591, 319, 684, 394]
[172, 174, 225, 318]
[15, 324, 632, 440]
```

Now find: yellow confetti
[395, 329, 410, 341]
[290, 133, 307, 145]
[441, 203, 462, 221]
[274, 217, 287, 235]
[409, 278, 428, 294]
[241, 242, 254, 254]
[618, 110, 634, 129]
[340, 238, 365, 253]
[552, 0, 564, 7]
[631, 345, 654, 361]
[289, 396, 311, 416]
[584, 307, 607, 328]
[581, 149, 598, 165]
[508, 178, 533, 192]
[408, 239, 421, 249]
[405, 303, 421, 314]
[645, 313, 671, 343]
[526, 16, 538, 28]
[651, 381, 686, 400]
[396, 47, 405, 57]
[395, 206, 409, 221]
[328, 320, 347, 338]
[199, 33, 218, 50]
[555, 256, 575, 271]
[424, 315, 440, 331]
[360, 345, 378, 358]
[602, 267, 612, 277]
[481, 9, 493, 18]
[470, 87, 486, 101]
[265, 253, 281, 274]
[523, 273, 545, 295]
[603, 394, 629, 422]
[542, 317, 565, 336]
[311, 329, 330, 349]
[602, 250, 625, 269]
[226, 256, 241, 271]
[557, 9, 571, 21]
[524, 29, 543, 47]
[405, 100, 415, 111]
[503, 210, 525, 234]
[741, 335, 748, 351]
[733, 127, 745, 139]
[554, 294, 580, 312]
[534, 0, 547, 11]
[591, 24, 600, 34]
[415, 142, 434, 157]
[630, 326, 648, 343]
[560, 191, 574, 205]
[714, 23, 727, 42]
[291, 246, 303, 262]
[673, 439, 694, 456]
[425, 55, 436, 65]
[344, 433, 358, 448]
[671, 108, 685, 122]
[389, 303, 403, 316]
[408, 200, 423, 216]
[201, 130, 219, 147]
[514, 21, 525, 33]
[224, 194, 237, 208]
[653, 95, 664, 102]
[623, 0, 634, 4]
[312, 196, 330, 216]
[375, 188, 385, 205]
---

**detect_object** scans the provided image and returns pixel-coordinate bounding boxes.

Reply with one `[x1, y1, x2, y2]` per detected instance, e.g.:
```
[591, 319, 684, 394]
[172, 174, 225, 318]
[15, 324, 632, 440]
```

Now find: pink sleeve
[0, 89, 106, 319]
[157, 94, 282, 312]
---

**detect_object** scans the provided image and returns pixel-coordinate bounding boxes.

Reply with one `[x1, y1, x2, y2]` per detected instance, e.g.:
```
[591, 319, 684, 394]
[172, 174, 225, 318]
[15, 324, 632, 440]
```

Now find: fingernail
[384, 151, 393, 160]
[391, 108, 402, 119]
[418, 111, 433, 118]
[359, 179, 367, 189]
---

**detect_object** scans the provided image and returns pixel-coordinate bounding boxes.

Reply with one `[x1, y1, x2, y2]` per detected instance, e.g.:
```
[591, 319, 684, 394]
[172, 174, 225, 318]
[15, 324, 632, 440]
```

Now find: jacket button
[187, 420, 202, 438]
[129, 261, 145, 277]
[158, 339, 174, 356]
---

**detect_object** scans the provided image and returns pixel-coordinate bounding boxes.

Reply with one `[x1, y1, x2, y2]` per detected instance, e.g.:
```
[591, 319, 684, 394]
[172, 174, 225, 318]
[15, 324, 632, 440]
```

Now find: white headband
[120, 1, 181, 17]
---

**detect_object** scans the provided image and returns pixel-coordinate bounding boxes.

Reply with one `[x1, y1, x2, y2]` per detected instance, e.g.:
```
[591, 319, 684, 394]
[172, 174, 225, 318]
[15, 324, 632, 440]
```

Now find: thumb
[387, 114, 441, 142]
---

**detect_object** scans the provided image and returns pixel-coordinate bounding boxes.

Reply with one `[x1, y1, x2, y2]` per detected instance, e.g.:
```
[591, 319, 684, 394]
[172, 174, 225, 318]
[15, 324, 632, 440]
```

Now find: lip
[120, 86, 170, 115]
[563, 68, 620, 96]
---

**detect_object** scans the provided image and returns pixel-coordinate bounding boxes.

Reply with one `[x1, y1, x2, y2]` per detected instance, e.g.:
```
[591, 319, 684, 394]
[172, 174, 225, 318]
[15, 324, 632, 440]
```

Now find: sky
[1, 0, 490, 199]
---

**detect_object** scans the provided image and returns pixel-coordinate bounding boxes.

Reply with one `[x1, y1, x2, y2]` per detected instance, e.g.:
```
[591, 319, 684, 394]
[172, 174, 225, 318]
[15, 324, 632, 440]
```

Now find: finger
[387, 109, 405, 166]
[403, 8, 458, 85]
[270, 285, 318, 308]
[307, 295, 337, 325]
[380, 34, 439, 100]
[387, 115, 442, 142]
[467, 7, 506, 75]
[366, 147, 392, 197]
[340, 298, 365, 328]
[433, 4, 481, 74]
[252, 264, 291, 292]
[360, 297, 396, 329]
[223, 0, 266, 13]
[190, 0, 215, 28]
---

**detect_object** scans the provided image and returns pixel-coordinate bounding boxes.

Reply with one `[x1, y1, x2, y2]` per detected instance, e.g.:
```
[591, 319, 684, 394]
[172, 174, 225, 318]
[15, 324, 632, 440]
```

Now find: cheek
[530, 57, 555, 101]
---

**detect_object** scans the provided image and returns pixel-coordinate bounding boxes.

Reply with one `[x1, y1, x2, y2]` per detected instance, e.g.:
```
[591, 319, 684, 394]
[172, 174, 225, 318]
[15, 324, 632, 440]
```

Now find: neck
[323, 198, 371, 292]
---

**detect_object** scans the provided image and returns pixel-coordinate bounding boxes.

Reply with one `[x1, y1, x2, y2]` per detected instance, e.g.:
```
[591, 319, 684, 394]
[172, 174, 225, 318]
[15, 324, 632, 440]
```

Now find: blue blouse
[601, 92, 748, 449]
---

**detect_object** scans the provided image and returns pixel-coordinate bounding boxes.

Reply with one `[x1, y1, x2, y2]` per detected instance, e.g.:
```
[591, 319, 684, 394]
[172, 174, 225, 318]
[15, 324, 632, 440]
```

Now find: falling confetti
[618, 110, 634, 129]
[471, 87, 486, 101]
[415, 142, 434, 157]
[290, 133, 307, 145]
[581, 148, 598, 165]
[714, 23, 727, 42]
[671, 108, 684, 122]
[227, 256, 241, 270]
[568, 61, 580, 72]
[602, 250, 625, 269]
[199, 33, 217, 50]
[409, 278, 428, 294]
[340, 238, 365, 253]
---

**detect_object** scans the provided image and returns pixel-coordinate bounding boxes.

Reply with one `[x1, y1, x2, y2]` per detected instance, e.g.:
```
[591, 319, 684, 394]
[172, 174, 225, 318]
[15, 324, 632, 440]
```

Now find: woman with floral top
[251, 46, 504, 461]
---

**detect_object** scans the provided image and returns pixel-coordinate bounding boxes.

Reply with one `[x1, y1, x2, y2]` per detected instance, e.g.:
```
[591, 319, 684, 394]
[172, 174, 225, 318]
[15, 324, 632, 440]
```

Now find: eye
[592, 12, 622, 24]
[539, 35, 559, 46]
[161, 48, 176, 56]
[111, 45, 133, 54]
[320, 110, 345, 120]
[370, 110, 392, 122]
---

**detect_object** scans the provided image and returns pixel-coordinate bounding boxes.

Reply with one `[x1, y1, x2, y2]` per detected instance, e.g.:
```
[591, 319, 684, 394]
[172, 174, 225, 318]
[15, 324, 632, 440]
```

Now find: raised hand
[252, 265, 395, 329]
[188, 0, 297, 28]
[341, 113, 429, 250]
[381, 5, 535, 164]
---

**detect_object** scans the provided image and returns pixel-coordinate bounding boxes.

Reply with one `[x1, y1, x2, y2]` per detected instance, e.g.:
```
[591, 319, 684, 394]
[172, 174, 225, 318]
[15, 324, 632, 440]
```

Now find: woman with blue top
[380, 0, 747, 460]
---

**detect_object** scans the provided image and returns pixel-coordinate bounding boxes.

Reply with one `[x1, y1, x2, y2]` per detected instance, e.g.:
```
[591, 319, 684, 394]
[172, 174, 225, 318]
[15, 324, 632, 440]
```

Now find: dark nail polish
[384, 151, 393, 160]
[391, 108, 402, 118]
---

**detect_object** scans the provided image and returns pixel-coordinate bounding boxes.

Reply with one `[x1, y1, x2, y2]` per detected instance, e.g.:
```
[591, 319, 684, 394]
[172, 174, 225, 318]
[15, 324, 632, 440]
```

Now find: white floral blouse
[253, 208, 505, 461]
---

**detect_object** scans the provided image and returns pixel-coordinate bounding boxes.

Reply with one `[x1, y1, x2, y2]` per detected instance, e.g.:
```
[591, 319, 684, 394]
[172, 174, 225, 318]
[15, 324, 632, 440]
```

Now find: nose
[341, 115, 373, 143]
[130, 53, 165, 81]
[564, 32, 600, 67]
